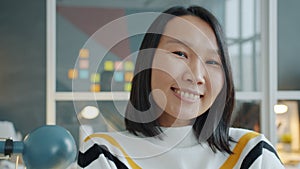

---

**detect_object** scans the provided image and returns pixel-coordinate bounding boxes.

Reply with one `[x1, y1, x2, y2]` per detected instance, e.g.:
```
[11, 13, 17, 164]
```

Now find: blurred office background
[0, 0, 300, 168]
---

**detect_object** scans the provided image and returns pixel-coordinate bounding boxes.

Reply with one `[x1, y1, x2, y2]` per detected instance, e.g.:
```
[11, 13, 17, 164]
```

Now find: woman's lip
[172, 90, 199, 103]
[170, 87, 203, 96]
[171, 87, 203, 103]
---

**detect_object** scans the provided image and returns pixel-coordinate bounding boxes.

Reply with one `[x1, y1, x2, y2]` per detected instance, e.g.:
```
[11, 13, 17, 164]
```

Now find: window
[48, 0, 267, 144]
[47, 1, 300, 166]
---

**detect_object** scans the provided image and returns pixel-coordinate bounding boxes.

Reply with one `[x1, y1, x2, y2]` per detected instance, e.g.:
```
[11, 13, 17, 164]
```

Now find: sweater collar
[154, 125, 199, 148]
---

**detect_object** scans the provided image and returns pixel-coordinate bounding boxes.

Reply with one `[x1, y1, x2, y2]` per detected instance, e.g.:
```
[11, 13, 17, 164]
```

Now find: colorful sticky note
[114, 72, 124, 82]
[79, 59, 89, 69]
[68, 69, 78, 79]
[124, 61, 134, 71]
[90, 73, 100, 83]
[124, 83, 132, 91]
[79, 70, 89, 79]
[90, 84, 100, 92]
[115, 61, 123, 70]
[104, 61, 114, 71]
[79, 48, 89, 58]
[125, 72, 133, 82]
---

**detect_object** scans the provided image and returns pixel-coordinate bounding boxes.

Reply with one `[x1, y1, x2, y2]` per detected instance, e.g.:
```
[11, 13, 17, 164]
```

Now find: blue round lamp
[0, 125, 77, 169]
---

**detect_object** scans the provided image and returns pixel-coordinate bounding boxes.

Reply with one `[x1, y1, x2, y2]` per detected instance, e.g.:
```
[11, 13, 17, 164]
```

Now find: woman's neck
[158, 112, 195, 127]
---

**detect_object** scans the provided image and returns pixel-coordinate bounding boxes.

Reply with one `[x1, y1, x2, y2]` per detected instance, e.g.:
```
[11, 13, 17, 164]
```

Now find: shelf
[55, 92, 130, 101]
[55, 91, 265, 101]
[278, 91, 300, 100]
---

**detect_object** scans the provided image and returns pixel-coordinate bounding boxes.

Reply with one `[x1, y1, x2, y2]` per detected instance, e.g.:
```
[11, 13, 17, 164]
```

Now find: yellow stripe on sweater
[85, 134, 142, 169]
[220, 132, 260, 169]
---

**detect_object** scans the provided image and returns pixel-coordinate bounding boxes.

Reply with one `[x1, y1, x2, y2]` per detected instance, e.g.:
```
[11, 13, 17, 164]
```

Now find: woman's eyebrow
[165, 37, 220, 56]
[164, 37, 191, 49]
[207, 49, 221, 56]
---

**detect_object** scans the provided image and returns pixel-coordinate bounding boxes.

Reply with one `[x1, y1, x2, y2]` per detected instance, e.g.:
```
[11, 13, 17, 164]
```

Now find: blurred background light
[80, 106, 99, 119]
[274, 104, 288, 114]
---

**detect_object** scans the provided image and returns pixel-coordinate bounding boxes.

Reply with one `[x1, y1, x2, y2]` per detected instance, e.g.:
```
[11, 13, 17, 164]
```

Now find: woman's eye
[172, 51, 188, 58]
[206, 60, 221, 66]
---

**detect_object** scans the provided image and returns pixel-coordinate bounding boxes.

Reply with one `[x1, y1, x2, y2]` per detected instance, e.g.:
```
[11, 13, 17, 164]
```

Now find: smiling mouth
[171, 87, 203, 100]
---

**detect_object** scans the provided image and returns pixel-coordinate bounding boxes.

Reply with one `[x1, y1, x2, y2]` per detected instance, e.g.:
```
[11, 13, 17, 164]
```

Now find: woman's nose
[183, 60, 206, 85]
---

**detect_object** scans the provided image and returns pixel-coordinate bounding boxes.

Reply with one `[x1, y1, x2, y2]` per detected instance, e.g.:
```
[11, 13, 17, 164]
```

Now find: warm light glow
[274, 104, 288, 114]
[80, 106, 99, 119]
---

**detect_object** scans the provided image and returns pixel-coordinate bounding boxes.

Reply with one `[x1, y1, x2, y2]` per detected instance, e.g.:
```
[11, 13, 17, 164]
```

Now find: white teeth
[174, 89, 200, 100]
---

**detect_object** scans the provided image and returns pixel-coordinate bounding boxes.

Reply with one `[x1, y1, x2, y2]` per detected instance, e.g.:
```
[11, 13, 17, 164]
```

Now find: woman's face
[151, 15, 224, 127]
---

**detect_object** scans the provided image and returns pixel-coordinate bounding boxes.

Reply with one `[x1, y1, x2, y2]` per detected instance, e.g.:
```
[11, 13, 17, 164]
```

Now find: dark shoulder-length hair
[125, 6, 235, 154]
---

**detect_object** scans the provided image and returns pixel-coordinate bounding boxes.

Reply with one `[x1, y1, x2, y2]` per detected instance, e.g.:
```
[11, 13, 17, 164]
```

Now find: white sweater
[78, 126, 284, 169]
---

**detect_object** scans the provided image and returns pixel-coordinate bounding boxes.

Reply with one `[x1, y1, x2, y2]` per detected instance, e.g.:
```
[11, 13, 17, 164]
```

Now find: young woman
[78, 6, 284, 169]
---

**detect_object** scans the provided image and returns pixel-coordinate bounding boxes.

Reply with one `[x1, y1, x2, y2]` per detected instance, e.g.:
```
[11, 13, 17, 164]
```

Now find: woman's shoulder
[229, 127, 270, 142]
[78, 130, 141, 168]
[224, 127, 284, 169]
[228, 127, 275, 154]
[79, 130, 141, 154]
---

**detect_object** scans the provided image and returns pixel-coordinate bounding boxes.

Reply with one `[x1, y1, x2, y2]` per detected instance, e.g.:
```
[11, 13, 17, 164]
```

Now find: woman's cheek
[207, 69, 224, 95]
[152, 54, 187, 78]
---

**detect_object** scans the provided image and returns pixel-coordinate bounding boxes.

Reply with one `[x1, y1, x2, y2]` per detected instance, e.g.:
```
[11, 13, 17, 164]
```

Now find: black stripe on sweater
[78, 144, 129, 169]
[240, 141, 282, 169]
